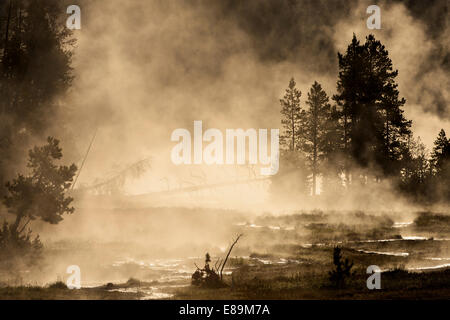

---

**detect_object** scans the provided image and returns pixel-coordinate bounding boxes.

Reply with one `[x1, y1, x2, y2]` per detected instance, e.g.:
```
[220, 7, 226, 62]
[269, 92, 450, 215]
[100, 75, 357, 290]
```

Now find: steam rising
[61, 0, 448, 203]
[0, 1, 448, 287]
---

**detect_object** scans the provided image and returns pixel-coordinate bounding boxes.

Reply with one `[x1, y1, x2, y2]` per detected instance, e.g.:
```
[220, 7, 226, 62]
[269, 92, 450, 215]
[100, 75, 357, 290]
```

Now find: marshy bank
[1, 209, 449, 299]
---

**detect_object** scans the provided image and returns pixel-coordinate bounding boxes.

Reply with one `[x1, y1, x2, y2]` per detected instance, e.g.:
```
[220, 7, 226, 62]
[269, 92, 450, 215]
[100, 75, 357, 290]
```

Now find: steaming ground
[0, 0, 448, 298]
[10, 196, 447, 299]
[42, 0, 449, 288]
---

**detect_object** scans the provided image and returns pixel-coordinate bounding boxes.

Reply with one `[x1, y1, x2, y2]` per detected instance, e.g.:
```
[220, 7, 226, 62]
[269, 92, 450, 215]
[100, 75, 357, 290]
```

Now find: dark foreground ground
[1, 209, 449, 299]
[171, 266, 450, 300]
[1, 267, 450, 300]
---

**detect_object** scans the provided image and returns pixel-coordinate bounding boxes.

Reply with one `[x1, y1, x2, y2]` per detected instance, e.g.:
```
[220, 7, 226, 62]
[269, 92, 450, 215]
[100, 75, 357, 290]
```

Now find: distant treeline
[274, 34, 449, 204]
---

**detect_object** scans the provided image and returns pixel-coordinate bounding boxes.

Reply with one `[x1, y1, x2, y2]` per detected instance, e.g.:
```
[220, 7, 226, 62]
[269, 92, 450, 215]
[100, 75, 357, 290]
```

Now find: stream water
[79, 220, 450, 299]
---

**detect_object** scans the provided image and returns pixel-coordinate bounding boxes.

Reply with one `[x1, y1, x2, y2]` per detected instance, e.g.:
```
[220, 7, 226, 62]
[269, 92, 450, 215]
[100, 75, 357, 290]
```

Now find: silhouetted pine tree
[0, 0, 75, 195]
[1, 137, 77, 269]
[329, 246, 353, 288]
[321, 105, 345, 195]
[271, 78, 309, 199]
[430, 129, 450, 200]
[304, 81, 331, 195]
[333, 34, 411, 184]
[280, 78, 304, 152]
[399, 135, 431, 201]
[430, 129, 450, 176]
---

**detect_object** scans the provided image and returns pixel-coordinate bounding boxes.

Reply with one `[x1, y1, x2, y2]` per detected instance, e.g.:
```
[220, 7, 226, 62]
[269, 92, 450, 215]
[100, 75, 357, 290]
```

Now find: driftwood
[219, 234, 243, 280]
[191, 234, 243, 287]
[191, 253, 222, 288]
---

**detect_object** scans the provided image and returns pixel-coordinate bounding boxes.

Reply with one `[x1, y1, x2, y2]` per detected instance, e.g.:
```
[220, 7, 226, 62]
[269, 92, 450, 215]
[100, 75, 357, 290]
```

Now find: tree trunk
[291, 112, 295, 151]
[312, 109, 317, 196]
[3, 0, 12, 59]
[343, 112, 349, 187]
[219, 234, 243, 280]
[12, 213, 23, 234]
[386, 115, 390, 156]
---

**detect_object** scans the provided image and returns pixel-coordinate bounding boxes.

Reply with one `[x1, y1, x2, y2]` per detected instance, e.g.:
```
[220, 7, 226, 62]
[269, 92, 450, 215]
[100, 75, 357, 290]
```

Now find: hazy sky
[65, 0, 449, 194]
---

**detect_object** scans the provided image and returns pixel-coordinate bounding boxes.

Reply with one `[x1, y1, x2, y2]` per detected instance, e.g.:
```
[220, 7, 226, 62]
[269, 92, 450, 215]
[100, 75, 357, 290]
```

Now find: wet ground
[78, 215, 450, 299]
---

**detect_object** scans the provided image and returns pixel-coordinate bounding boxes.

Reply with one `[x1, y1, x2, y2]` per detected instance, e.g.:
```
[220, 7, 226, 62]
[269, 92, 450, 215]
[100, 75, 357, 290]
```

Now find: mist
[0, 0, 449, 295]
[57, 0, 448, 206]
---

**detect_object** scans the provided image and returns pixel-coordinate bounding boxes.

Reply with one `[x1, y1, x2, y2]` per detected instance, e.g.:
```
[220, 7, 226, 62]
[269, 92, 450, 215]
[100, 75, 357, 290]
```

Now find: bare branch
[220, 233, 243, 280]
[214, 258, 222, 271]
[18, 218, 31, 234]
